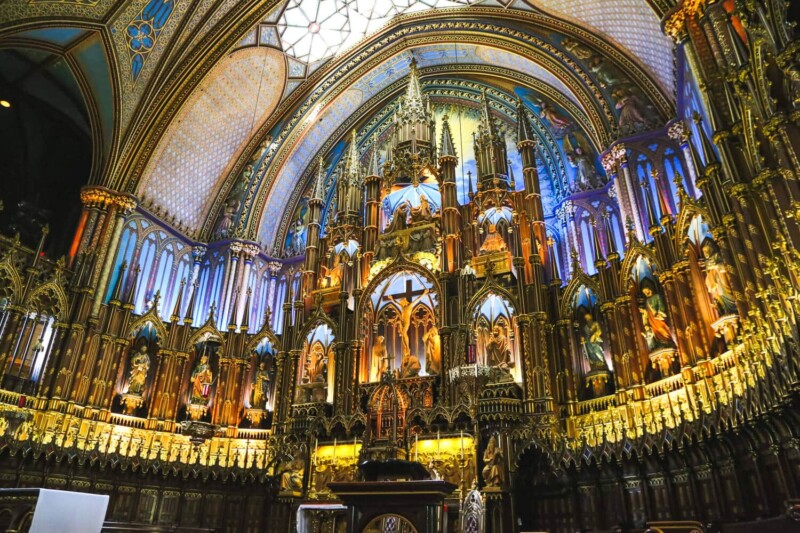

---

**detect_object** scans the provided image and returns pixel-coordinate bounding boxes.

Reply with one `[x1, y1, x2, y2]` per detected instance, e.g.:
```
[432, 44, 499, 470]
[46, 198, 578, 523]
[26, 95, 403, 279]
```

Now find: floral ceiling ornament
[125, 0, 176, 80]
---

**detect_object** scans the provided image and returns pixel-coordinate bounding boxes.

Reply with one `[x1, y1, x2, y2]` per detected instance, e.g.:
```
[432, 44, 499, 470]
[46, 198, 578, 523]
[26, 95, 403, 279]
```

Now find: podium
[0, 488, 109, 533]
[329, 459, 456, 533]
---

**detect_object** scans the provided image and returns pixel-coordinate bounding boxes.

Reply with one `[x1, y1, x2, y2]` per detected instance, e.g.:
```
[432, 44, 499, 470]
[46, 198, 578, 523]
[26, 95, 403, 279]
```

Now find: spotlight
[0, 100, 10, 108]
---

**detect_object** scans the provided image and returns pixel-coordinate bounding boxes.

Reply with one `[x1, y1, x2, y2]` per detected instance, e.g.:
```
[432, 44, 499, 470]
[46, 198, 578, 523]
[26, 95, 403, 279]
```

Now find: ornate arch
[359, 256, 443, 320]
[128, 308, 168, 343]
[559, 272, 602, 318]
[24, 282, 69, 321]
[0, 259, 22, 304]
[465, 281, 519, 323]
[619, 239, 662, 290]
[197, 9, 673, 245]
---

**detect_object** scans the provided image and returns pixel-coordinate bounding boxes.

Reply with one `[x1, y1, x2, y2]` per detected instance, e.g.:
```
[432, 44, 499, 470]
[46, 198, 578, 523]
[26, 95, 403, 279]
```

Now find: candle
[353, 437, 357, 461]
[460, 430, 464, 460]
[314, 437, 318, 465]
[436, 430, 440, 460]
[415, 434, 418, 462]
[18, 395, 26, 408]
[333, 438, 337, 462]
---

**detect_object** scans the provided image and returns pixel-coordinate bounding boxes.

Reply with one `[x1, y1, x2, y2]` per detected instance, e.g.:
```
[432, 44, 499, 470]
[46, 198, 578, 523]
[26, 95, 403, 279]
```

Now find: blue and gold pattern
[125, 0, 175, 80]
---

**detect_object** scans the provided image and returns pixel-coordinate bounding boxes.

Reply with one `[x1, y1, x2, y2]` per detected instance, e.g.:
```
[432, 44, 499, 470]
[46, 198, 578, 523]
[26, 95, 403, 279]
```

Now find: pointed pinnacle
[439, 115, 457, 159]
[516, 96, 536, 145]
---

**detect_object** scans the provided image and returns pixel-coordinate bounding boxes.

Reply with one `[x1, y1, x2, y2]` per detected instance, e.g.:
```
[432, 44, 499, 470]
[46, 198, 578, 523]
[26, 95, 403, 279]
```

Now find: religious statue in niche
[409, 196, 433, 224]
[579, 311, 607, 371]
[612, 86, 651, 135]
[303, 342, 328, 385]
[386, 202, 410, 233]
[701, 239, 737, 316]
[319, 254, 344, 289]
[638, 280, 675, 352]
[423, 324, 441, 375]
[481, 434, 504, 488]
[479, 223, 508, 255]
[250, 361, 271, 410]
[371, 335, 390, 380]
[482, 324, 513, 373]
[127, 340, 151, 395]
[190, 353, 214, 405]
[280, 450, 306, 495]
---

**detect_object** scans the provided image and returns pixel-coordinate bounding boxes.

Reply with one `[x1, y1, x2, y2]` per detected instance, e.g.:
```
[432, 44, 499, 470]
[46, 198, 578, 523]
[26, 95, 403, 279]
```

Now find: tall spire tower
[386, 57, 437, 186]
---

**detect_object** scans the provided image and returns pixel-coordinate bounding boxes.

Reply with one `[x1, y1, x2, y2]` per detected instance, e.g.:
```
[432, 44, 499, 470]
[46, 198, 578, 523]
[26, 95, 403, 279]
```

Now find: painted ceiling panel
[139, 47, 286, 233]
[532, 0, 674, 91]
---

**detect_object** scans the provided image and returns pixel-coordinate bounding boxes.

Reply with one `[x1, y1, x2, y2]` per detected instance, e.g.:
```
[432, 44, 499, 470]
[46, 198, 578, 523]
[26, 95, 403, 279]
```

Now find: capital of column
[192, 246, 208, 262]
[668, 120, 690, 144]
[267, 260, 282, 276]
[611, 143, 628, 165]
[663, 0, 704, 43]
[600, 151, 617, 174]
[80, 186, 138, 213]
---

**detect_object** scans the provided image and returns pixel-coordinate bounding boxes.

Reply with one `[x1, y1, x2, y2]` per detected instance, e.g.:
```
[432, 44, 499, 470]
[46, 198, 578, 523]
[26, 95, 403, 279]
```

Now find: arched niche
[117, 321, 160, 416]
[685, 213, 738, 349]
[360, 270, 439, 383]
[470, 291, 520, 383]
[244, 336, 276, 425]
[570, 284, 612, 398]
[296, 322, 335, 404]
[628, 255, 677, 382]
[184, 330, 223, 422]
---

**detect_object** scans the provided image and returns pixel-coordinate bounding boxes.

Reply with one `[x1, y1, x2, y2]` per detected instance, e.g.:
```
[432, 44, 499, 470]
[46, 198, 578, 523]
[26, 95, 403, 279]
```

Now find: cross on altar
[383, 278, 427, 304]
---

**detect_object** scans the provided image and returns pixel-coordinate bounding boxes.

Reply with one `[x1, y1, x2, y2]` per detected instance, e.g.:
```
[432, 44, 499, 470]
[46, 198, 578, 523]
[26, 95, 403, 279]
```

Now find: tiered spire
[312, 157, 326, 202]
[369, 134, 382, 177]
[516, 96, 536, 145]
[439, 115, 457, 160]
[473, 88, 508, 183]
[344, 129, 361, 183]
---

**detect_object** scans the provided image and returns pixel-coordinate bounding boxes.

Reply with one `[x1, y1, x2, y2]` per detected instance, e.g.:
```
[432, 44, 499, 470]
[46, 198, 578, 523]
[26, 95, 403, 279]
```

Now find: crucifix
[384, 279, 429, 357]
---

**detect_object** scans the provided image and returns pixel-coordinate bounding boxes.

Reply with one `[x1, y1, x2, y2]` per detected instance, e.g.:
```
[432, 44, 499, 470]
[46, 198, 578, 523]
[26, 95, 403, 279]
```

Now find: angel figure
[538, 101, 571, 137]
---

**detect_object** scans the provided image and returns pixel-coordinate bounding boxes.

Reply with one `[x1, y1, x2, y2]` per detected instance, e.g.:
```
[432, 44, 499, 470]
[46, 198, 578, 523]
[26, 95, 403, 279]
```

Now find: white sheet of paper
[30, 489, 109, 533]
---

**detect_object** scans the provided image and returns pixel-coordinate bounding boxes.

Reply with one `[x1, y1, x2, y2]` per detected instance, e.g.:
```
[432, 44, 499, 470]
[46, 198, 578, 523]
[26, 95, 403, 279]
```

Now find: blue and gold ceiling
[0, 0, 677, 252]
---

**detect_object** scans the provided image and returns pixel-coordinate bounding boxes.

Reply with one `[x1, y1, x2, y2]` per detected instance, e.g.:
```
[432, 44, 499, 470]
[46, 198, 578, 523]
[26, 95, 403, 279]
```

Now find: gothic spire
[369, 134, 382, 177]
[602, 213, 618, 259]
[312, 156, 326, 202]
[170, 278, 186, 323]
[405, 57, 423, 108]
[478, 88, 498, 137]
[693, 114, 719, 168]
[109, 261, 127, 303]
[516, 96, 536, 145]
[344, 129, 360, 181]
[439, 115, 457, 159]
